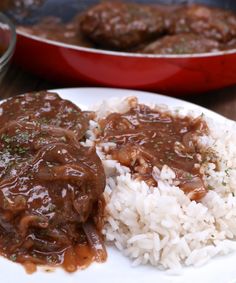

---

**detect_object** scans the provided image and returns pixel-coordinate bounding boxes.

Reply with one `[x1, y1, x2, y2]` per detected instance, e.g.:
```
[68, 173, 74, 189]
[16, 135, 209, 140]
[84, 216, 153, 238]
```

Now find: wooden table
[1, 64, 236, 121]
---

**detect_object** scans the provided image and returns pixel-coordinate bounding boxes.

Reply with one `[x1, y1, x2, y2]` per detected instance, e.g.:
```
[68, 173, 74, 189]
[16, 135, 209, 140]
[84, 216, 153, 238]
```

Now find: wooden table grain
[1, 64, 236, 121]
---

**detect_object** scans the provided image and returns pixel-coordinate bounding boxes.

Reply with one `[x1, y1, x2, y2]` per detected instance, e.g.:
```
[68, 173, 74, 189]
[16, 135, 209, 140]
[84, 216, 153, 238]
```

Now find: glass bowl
[0, 12, 16, 83]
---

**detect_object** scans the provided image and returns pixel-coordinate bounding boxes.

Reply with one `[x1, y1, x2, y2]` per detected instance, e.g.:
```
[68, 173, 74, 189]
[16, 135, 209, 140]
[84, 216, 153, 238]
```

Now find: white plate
[0, 87, 235, 283]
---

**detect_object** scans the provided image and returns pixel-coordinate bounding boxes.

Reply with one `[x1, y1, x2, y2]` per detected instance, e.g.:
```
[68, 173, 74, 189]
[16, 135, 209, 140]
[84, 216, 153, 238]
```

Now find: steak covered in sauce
[98, 101, 208, 201]
[139, 33, 221, 54]
[169, 4, 236, 43]
[75, 1, 166, 50]
[0, 91, 89, 140]
[0, 92, 107, 273]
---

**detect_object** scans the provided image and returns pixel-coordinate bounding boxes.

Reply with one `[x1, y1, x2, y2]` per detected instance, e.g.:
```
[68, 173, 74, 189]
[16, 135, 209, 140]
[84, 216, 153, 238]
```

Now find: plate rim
[50, 86, 230, 123]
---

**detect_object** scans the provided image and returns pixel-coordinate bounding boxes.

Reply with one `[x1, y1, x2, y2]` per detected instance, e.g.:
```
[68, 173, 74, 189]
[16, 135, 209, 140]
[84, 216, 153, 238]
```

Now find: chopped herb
[186, 173, 192, 180]
[60, 136, 67, 142]
[222, 181, 227, 186]
[47, 255, 57, 264]
[167, 155, 174, 161]
[18, 131, 30, 143]
[232, 192, 235, 197]
[14, 146, 28, 154]
[48, 204, 56, 212]
[207, 185, 214, 190]
[225, 168, 231, 177]
[10, 254, 17, 261]
[67, 108, 77, 114]
[38, 117, 50, 125]
[1, 134, 11, 144]
[27, 173, 33, 178]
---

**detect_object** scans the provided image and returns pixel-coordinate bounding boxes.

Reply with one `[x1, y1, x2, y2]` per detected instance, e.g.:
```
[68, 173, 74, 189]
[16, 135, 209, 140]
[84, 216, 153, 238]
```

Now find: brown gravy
[99, 103, 208, 201]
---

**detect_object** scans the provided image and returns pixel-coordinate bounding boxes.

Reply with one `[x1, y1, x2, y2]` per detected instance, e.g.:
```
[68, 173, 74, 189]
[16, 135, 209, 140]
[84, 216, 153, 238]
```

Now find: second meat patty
[139, 34, 221, 54]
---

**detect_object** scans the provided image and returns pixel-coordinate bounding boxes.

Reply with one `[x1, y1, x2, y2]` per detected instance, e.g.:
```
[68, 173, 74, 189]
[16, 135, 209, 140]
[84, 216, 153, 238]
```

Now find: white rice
[86, 96, 236, 270]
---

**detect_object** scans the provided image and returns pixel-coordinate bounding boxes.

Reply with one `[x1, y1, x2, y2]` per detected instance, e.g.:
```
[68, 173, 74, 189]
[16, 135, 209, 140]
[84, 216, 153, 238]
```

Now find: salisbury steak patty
[169, 4, 236, 42]
[80, 1, 166, 50]
[0, 91, 89, 140]
[140, 33, 221, 54]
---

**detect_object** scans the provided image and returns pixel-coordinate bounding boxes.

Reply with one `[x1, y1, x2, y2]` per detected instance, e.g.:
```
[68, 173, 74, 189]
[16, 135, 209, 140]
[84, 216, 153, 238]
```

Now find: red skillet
[5, 0, 236, 95]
